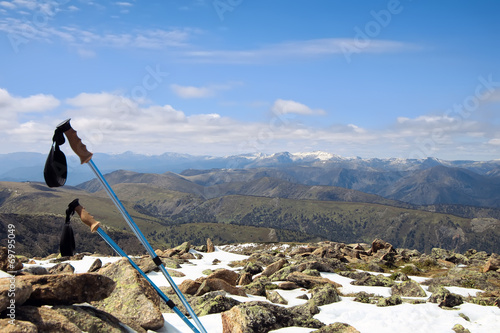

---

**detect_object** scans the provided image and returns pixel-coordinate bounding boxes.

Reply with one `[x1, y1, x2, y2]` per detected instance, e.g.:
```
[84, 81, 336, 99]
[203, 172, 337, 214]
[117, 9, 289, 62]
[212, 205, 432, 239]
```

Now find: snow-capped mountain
[2, 151, 500, 209]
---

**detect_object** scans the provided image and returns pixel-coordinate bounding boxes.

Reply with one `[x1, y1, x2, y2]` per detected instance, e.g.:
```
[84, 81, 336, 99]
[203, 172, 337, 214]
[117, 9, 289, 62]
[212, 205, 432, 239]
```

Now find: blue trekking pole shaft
[58, 120, 207, 333]
[72, 201, 200, 333]
[87, 160, 207, 332]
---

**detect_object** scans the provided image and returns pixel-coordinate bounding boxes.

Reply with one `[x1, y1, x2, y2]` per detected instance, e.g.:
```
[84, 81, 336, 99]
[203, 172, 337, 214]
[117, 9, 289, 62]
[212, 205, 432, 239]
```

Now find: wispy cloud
[272, 99, 326, 116]
[183, 38, 416, 64]
[0, 16, 417, 62]
[0, 1, 16, 10]
[115, 2, 133, 7]
[0, 17, 198, 53]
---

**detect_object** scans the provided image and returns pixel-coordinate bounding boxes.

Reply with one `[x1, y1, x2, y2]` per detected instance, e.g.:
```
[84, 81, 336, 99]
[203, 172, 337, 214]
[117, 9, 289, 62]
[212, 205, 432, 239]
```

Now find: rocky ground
[1, 238, 499, 332]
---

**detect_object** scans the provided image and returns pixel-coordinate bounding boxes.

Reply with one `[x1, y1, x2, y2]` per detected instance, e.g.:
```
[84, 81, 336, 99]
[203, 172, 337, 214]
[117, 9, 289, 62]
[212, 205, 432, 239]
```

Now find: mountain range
[2, 151, 500, 256]
[2, 151, 500, 208]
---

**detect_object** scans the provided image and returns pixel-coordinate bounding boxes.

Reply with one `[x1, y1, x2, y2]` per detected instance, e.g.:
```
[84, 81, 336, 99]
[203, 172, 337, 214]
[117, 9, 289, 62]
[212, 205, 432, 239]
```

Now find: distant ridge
[2, 151, 500, 208]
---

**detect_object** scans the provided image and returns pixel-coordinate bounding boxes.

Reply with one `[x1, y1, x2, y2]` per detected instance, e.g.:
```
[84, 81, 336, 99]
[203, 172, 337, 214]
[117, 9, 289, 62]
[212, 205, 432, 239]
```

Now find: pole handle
[75, 205, 101, 233]
[57, 119, 93, 164]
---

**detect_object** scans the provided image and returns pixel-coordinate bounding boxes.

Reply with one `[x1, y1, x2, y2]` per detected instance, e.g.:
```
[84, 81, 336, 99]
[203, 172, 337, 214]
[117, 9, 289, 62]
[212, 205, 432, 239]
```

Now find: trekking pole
[66, 199, 201, 333]
[55, 119, 207, 333]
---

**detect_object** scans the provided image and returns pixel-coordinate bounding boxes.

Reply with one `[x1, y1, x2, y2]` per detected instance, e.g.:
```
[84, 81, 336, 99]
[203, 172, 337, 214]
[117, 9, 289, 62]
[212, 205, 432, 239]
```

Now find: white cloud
[170, 83, 239, 99]
[397, 115, 456, 124]
[0, 1, 16, 9]
[0, 89, 60, 149]
[488, 138, 500, 146]
[171, 84, 213, 98]
[66, 92, 123, 108]
[0, 88, 60, 113]
[1, 88, 499, 160]
[271, 99, 325, 116]
[115, 2, 133, 7]
[395, 114, 477, 134]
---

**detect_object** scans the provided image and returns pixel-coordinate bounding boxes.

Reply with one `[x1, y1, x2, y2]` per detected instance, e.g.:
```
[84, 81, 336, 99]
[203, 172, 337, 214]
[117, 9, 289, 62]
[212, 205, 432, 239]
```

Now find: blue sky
[1, 0, 499, 160]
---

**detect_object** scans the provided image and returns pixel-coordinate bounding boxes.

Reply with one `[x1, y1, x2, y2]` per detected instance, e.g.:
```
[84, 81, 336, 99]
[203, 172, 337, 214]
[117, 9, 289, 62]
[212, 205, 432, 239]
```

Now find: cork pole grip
[64, 128, 93, 164]
[75, 205, 101, 233]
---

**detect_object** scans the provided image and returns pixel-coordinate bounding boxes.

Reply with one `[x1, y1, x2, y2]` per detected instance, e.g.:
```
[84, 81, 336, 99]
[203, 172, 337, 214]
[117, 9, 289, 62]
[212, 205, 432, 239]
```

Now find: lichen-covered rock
[431, 248, 469, 265]
[288, 301, 324, 328]
[207, 238, 215, 253]
[133, 256, 157, 274]
[243, 277, 272, 297]
[242, 262, 263, 276]
[422, 266, 497, 291]
[92, 258, 164, 331]
[270, 265, 299, 281]
[204, 269, 239, 286]
[179, 279, 202, 295]
[248, 252, 282, 267]
[193, 291, 241, 316]
[309, 284, 341, 306]
[195, 278, 247, 297]
[87, 258, 102, 273]
[452, 324, 471, 333]
[353, 291, 377, 304]
[53, 304, 130, 333]
[428, 286, 451, 303]
[0, 278, 32, 312]
[428, 287, 463, 308]
[351, 274, 394, 287]
[286, 272, 342, 289]
[266, 290, 288, 305]
[400, 264, 423, 276]
[390, 272, 409, 282]
[261, 258, 288, 277]
[369, 239, 395, 255]
[237, 272, 253, 286]
[221, 301, 285, 333]
[175, 241, 192, 255]
[311, 322, 361, 332]
[483, 253, 500, 273]
[391, 279, 426, 297]
[290, 246, 317, 257]
[0, 247, 23, 272]
[303, 269, 321, 277]
[278, 281, 300, 290]
[17, 273, 115, 306]
[21, 265, 49, 275]
[16, 306, 82, 333]
[411, 255, 438, 271]
[221, 301, 324, 333]
[377, 295, 402, 307]
[338, 271, 371, 280]
[48, 263, 75, 274]
[295, 257, 347, 273]
[0, 318, 38, 332]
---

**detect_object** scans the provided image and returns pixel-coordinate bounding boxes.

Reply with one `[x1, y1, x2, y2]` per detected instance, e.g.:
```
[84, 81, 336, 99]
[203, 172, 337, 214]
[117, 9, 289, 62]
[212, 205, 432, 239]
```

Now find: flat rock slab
[17, 273, 115, 306]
